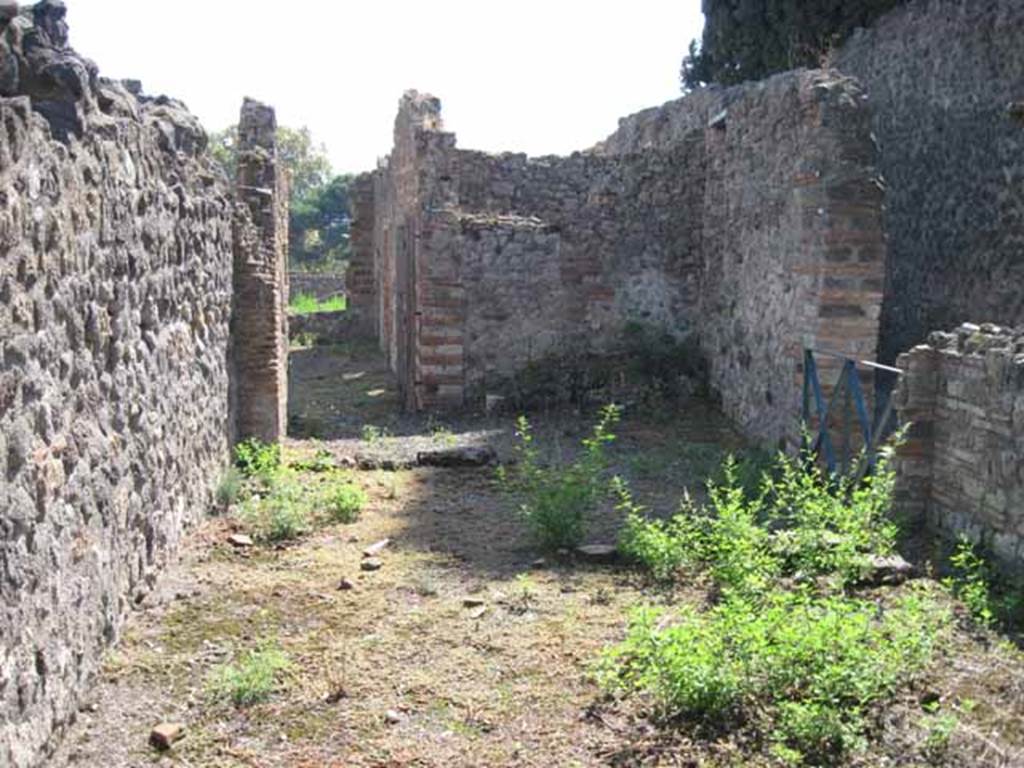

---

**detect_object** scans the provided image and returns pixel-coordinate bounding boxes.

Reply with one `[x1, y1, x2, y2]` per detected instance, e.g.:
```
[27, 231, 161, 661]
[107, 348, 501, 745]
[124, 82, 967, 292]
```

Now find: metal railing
[802, 348, 903, 482]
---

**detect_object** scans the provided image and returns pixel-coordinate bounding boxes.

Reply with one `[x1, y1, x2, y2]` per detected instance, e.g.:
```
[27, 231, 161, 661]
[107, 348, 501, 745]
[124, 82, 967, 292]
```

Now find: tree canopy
[682, 0, 905, 89]
[209, 124, 350, 272]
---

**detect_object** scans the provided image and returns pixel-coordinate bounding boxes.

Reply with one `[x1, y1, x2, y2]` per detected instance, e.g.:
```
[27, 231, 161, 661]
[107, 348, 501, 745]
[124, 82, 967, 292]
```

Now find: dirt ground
[49, 342, 1024, 768]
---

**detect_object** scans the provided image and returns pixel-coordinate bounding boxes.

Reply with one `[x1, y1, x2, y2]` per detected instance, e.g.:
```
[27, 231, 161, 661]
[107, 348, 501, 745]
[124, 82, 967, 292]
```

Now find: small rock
[860, 554, 915, 586]
[467, 606, 488, 620]
[530, 557, 547, 569]
[575, 544, 618, 564]
[228, 534, 253, 548]
[361, 558, 383, 572]
[149, 722, 186, 751]
[338, 578, 355, 591]
[363, 539, 391, 557]
[385, 709, 405, 725]
[463, 597, 486, 608]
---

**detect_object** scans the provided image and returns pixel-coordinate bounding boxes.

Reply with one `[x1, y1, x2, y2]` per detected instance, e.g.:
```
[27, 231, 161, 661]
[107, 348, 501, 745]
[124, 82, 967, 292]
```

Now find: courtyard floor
[50, 342, 1024, 768]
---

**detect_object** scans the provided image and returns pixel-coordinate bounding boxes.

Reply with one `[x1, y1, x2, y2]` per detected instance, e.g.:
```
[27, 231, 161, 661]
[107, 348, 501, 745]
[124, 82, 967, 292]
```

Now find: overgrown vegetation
[209, 644, 290, 707]
[290, 293, 347, 316]
[229, 440, 367, 543]
[682, 0, 906, 89]
[499, 405, 621, 550]
[944, 537, 1024, 631]
[604, 449, 955, 764]
[234, 439, 282, 479]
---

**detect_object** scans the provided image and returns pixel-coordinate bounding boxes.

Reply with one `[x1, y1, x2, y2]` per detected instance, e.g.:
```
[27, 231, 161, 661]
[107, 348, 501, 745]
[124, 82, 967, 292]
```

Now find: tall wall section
[0, 5, 272, 765]
[356, 71, 888, 446]
[835, 0, 1024, 365]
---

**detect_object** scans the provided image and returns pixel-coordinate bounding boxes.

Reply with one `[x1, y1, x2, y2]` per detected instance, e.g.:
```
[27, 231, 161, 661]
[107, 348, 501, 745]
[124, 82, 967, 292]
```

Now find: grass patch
[209, 644, 289, 707]
[215, 467, 243, 510]
[290, 293, 347, 315]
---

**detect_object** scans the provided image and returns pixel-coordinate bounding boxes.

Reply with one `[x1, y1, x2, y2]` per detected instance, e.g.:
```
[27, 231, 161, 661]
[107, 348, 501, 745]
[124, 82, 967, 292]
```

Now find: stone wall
[232, 98, 288, 444]
[894, 324, 1024, 571]
[359, 72, 887, 446]
[288, 271, 345, 301]
[0, 4, 238, 765]
[346, 171, 376, 338]
[835, 0, 1024, 365]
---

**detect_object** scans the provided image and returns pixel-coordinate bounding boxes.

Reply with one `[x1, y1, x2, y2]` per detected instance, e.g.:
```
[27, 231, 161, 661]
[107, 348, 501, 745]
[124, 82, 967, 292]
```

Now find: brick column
[347, 171, 378, 338]
[892, 345, 940, 526]
[232, 98, 289, 443]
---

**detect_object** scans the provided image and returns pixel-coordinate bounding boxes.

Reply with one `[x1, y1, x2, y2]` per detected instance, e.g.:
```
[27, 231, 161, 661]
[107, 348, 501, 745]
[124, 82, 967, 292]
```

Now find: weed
[922, 705, 959, 757]
[210, 644, 289, 707]
[323, 482, 368, 524]
[361, 424, 390, 445]
[239, 476, 310, 543]
[215, 467, 243, 510]
[945, 537, 996, 627]
[498, 404, 621, 550]
[234, 439, 281, 478]
[428, 416, 457, 447]
[291, 447, 335, 473]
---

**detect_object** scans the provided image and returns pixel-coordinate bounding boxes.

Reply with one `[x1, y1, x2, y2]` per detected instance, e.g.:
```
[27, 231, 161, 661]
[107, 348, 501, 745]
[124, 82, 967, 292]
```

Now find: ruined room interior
[3, 1, 1024, 766]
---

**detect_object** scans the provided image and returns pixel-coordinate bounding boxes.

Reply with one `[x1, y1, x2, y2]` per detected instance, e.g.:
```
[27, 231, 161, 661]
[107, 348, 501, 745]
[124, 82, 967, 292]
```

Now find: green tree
[208, 124, 349, 271]
[682, 0, 906, 89]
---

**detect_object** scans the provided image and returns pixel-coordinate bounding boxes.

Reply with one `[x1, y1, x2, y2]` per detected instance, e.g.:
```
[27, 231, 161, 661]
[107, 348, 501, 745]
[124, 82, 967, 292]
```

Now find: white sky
[69, 1, 704, 175]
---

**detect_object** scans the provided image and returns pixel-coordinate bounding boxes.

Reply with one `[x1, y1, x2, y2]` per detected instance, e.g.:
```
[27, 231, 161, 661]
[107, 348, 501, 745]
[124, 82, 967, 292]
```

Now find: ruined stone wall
[0, 6, 266, 765]
[835, 0, 1024, 365]
[595, 71, 887, 446]
[288, 271, 346, 301]
[360, 72, 887, 439]
[368, 91, 706, 410]
[894, 325, 1024, 571]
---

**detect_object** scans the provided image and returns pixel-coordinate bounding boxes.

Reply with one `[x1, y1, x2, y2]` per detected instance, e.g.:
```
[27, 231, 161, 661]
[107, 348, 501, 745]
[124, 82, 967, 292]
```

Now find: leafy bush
[606, 445, 944, 763]
[210, 644, 289, 707]
[499, 405, 621, 550]
[324, 482, 368, 524]
[619, 451, 899, 593]
[941, 537, 1024, 630]
[361, 424, 390, 444]
[600, 587, 949, 763]
[234, 439, 282, 478]
[239, 476, 311, 543]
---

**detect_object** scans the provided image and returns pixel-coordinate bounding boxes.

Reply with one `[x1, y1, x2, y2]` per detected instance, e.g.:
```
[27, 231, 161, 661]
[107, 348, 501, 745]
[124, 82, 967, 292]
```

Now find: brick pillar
[232, 97, 288, 443]
[347, 171, 377, 338]
[892, 345, 939, 526]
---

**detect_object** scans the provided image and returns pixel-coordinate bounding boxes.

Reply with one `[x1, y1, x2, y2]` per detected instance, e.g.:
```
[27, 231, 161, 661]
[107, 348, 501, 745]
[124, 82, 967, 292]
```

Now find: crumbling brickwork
[346, 172, 377, 337]
[836, 0, 1024, 364]
[894, 325, 1024, 571]
[232, 98, 289, 444]
[357, 71, 886, 446]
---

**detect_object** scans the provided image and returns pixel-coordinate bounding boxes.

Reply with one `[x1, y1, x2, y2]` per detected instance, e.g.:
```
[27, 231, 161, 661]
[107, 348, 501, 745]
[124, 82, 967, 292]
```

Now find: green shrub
[291, 447, 335, 473]
[234, 439, 281, 478]
[499, 404, 621, 550]
[619, 451, 899, 594]
[323, 482, 368, 524]
[361, 424, 390, 445]
[210, 644, 289, 707]
[215, 467, 244, 509]
[600, 587, 949, 763]
[239, 476, 310, 543]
